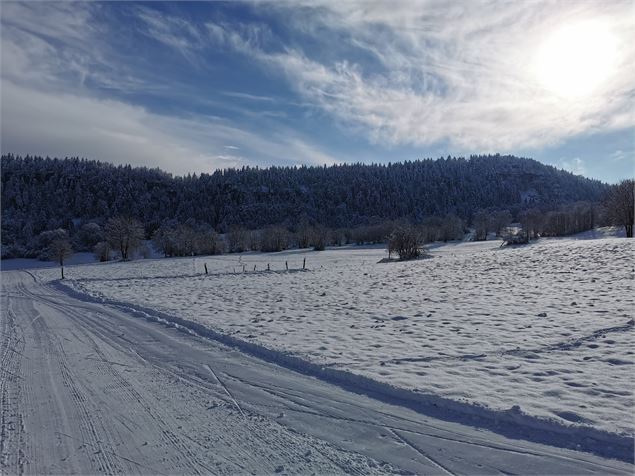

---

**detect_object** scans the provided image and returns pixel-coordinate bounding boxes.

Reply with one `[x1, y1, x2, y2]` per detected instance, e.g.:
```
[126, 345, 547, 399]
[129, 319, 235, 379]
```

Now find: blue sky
[1, 1, 633, 182]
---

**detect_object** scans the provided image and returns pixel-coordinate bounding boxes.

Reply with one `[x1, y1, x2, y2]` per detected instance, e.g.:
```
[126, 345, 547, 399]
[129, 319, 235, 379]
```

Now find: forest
[0, 153, 611, 259]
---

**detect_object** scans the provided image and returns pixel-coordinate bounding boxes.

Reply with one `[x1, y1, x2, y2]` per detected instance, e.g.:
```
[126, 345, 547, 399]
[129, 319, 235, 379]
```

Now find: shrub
[388, 225, 424, 260]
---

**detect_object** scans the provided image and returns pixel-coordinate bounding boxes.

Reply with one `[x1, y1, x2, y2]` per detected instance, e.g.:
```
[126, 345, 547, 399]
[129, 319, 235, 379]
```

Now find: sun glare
[533, 21, 618, 99]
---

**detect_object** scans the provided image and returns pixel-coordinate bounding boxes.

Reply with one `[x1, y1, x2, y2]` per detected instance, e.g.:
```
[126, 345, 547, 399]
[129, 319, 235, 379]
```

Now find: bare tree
[388, 225, 424, 260]
[104, 216, 144, 261]
[518, 208, 543, 241]
[440, 214, 464, 242]
[605, 179, 634, 238]
[227, 225, 249, 253]
[48, 238, 73, 278]
[296, 221, 313, 249]
[312, 225, 331, 251]
[473, 210, 490, 241]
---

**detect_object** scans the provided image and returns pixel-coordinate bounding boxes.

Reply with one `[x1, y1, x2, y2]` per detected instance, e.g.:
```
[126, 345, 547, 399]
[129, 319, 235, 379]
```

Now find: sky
[1, 1, 633, 182]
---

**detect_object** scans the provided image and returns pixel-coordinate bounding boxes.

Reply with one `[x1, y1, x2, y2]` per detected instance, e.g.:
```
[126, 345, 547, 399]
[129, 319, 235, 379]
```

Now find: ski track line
[203, 363, 247, 418]
[390, 429, 457, 476]
[222, 369, 607, 469]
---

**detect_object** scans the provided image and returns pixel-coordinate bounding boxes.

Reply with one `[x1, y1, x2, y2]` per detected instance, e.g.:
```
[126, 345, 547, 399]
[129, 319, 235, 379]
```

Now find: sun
[532, 21, 618, 98]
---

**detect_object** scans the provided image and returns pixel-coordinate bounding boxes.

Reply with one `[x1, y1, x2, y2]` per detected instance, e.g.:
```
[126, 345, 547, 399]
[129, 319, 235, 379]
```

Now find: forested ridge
[1, 153, 606, 254]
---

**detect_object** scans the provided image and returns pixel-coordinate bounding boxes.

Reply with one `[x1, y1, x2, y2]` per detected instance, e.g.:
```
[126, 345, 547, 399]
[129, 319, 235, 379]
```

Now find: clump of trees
[388, 224, 425, 260]
[518, 208, 544, 241]
[104, 216, 144, 261]
[419, 215, 465, 242]
[153, 222, 223, 257]
[471, 209, 513, 241]
[260, 226, 289, 252]
[352, 222, 395, 245]
[541, 202, 596, 237]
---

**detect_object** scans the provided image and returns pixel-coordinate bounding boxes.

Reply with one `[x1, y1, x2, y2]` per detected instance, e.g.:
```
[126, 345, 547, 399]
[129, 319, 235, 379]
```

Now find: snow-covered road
[1, 270, 632, 475]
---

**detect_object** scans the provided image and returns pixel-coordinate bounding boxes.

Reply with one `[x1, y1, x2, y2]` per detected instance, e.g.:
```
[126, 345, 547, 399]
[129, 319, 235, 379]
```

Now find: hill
[1, 154, 606, 254]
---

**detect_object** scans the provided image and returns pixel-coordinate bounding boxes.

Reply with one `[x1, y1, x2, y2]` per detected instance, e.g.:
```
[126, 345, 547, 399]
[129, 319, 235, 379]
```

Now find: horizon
[1, 1, 634, 183]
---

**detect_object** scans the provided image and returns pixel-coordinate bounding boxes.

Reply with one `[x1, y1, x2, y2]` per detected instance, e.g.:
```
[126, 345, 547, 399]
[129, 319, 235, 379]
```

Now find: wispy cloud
[0, 2, 338, 172]
[1, 2, 147, 92]
[0, 80, 338, 173]
[208, 0, 635, 151]
[1, 1, 632, 178]
[221, 91, 275, 102]
[135, 6, 205, 65]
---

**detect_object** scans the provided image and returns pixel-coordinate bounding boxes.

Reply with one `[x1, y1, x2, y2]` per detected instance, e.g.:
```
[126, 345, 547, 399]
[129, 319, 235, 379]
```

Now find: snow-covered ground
[0, 252, 97, 271]
[33, 234, 635, 442]
[4, 270, 631, 474]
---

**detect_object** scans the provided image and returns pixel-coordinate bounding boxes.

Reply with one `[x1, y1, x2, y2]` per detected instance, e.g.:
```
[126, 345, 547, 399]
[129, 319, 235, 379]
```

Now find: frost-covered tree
[1, 154, 610, 257]
[35, 229, 69, 260]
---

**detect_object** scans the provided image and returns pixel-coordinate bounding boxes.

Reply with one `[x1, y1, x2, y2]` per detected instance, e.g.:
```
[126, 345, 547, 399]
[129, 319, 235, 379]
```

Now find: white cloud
[216, 0, 635, 151]
[135, 6, 205, 65]
[0, 3, 338, 173]
[0, 80, 338, 174]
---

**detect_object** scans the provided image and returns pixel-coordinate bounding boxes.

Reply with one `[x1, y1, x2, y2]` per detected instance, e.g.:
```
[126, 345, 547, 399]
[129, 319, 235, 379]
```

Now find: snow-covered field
[33, 235, 635, 440]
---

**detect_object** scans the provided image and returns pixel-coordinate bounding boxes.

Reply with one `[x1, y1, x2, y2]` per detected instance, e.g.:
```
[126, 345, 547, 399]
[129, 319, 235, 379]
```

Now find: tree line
[32, 176, 633, 266]
[2, 155, 631, 262]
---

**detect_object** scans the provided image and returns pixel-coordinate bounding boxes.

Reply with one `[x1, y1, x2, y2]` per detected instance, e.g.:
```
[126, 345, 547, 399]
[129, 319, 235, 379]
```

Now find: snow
[4, 270, 631, 474]
[31, 235, 635, 444]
